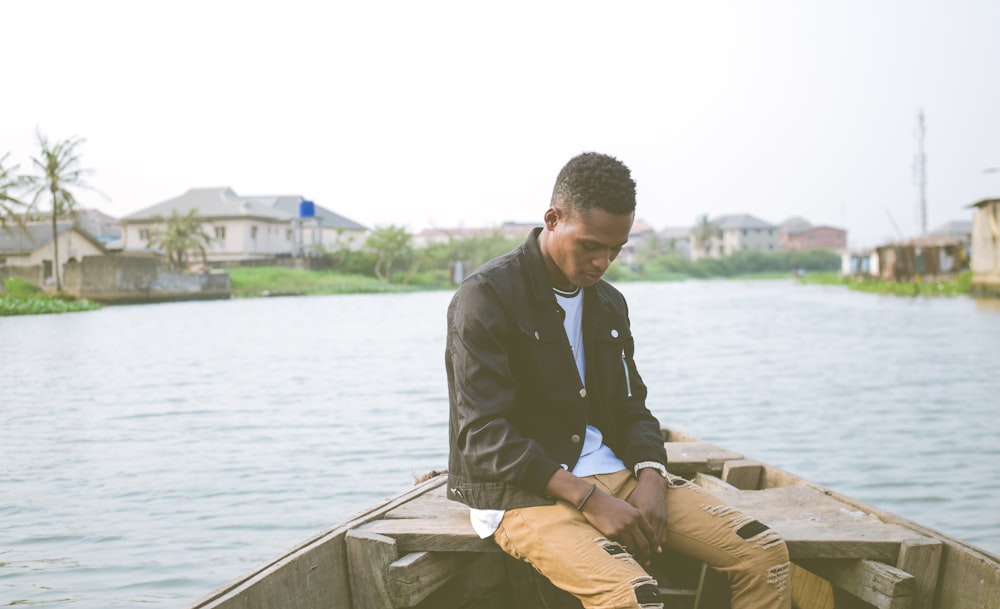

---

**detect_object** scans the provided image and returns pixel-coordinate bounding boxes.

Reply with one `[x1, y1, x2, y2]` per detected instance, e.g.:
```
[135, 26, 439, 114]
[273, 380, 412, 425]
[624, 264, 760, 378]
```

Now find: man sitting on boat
[445, 152, 791, 609]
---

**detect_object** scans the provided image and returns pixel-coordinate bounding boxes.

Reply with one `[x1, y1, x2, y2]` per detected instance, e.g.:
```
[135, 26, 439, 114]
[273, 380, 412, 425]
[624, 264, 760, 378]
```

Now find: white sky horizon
[3, 0, 999, 249]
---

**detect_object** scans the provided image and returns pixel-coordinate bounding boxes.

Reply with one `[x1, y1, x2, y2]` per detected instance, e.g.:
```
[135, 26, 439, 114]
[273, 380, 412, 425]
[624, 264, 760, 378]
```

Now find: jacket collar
[522, 227, 558, 303]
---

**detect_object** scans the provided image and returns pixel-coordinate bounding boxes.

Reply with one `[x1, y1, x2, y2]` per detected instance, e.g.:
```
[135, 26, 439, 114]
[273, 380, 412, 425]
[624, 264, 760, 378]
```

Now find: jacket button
[579, 388, 587, 398]
[610, 329, 619, 338]
[571, 434, 581, 444]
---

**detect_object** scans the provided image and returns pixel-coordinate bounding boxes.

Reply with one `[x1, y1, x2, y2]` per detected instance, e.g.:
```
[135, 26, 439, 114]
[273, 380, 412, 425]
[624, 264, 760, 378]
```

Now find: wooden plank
[895, 538, 941, 609]
[433, 552, 510, 609]
[703, 486, 923, 560]
[798, 559, 913, 609]
[386, 551, 467, 608]
[693, 472, 739, 493]
[345, 529, 399, 609]
[722, 459, 762, 490]
[664, 441, 744, 476]
[360, 517, 500, 553]
[185, 475, 448, 609]
[790, 563, 835, 609]
[805, 482, 1000, 609]
[384, 483, 468, 520]
[934, 543, 1000, 609]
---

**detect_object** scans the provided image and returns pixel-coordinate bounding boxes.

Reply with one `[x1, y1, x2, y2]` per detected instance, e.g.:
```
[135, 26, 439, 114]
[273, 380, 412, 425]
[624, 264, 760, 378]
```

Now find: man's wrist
[633, 461, 668, 480]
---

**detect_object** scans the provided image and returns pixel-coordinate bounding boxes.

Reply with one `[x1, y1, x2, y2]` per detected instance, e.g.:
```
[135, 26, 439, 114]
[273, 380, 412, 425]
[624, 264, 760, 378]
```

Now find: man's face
[542, 206, 634, 289]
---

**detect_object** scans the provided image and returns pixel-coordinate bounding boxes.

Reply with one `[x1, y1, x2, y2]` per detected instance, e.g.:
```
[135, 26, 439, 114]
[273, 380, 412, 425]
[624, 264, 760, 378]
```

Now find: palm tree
[1, 152, 31, 295]
[148, 209, 214, 272]
[692, 214, 722, 258]
[26, 132, 99, 291]
[1, 152, 29, 228]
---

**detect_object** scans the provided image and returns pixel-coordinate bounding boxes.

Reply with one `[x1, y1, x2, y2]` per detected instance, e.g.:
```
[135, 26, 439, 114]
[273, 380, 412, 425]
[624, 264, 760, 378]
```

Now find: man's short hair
[550, 152, 637, 217]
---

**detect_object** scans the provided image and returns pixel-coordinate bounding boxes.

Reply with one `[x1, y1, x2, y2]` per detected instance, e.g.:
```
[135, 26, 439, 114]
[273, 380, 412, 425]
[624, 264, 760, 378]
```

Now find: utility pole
[913, 109, 928, 235]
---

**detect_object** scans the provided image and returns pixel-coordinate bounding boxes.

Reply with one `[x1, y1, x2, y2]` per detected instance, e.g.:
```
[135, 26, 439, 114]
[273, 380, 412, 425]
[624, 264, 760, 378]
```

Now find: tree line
[2, 133, 839, 292]
[1, 132, 99, 293]
[323, 225, 840, 285]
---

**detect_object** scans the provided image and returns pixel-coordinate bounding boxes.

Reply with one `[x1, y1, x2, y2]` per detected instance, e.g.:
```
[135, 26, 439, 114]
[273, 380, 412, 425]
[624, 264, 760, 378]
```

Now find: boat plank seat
[697, 474, 943, 609]
[347, 452, 941, 609]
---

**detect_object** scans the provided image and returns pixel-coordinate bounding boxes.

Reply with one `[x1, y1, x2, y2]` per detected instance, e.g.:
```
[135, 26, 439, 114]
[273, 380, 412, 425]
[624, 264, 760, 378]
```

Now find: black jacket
[446, 228, 668, 510]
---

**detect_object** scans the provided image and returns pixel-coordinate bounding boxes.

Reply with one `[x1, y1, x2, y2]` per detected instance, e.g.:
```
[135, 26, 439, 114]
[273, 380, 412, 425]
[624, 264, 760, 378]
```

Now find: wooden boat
[186, 428, 999, 609]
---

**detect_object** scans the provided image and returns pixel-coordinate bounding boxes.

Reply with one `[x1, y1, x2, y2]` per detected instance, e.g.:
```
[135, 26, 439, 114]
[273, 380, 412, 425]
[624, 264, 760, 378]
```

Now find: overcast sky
[3, 0, 999, 248]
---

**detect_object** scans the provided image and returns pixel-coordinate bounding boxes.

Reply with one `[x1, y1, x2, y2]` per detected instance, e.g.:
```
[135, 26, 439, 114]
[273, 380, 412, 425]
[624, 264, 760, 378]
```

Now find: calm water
[1, 280, 998, 608]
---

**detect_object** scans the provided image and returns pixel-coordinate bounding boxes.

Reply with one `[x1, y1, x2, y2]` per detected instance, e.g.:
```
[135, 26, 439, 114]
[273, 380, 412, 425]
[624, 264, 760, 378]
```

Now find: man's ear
[543, 206, 560, 231]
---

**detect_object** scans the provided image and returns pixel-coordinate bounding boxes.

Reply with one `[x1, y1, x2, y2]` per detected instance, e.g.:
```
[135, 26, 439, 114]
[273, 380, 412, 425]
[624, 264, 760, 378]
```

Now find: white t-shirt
[469, 287, 626, 538]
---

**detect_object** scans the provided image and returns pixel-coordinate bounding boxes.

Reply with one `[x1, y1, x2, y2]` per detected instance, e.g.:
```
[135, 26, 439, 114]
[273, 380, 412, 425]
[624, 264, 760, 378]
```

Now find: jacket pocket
[513, 319, 580, 400]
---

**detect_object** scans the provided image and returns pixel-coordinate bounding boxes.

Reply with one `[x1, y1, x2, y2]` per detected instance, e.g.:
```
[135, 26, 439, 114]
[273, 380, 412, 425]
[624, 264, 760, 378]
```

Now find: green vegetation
[634, 246, 842, 279]
[0, 278, 99, 316]
[228, 266, 428, 297]
[366, 225, 414, 282]
[797, 270, 973, 297]
[149, 208, 214, 271]
[229, 238, 841, 297]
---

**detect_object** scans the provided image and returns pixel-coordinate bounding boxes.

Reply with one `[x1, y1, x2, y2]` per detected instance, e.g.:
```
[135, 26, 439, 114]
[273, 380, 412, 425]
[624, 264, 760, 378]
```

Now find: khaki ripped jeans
[494, 469, 791, 609]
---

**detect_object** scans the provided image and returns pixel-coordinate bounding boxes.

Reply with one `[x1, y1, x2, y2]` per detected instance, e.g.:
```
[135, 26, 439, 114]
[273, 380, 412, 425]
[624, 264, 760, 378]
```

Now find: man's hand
[545, 468, 663, 565]
[627, 470, 669, 553]
[579, 489, 660, 565]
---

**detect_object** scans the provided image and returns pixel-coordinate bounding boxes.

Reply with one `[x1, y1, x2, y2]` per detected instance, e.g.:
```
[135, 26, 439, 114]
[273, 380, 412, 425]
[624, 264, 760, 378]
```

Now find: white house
[0, 222, 106, 284]
[691, 214, 779, 260]
[120, 188, 368, 263]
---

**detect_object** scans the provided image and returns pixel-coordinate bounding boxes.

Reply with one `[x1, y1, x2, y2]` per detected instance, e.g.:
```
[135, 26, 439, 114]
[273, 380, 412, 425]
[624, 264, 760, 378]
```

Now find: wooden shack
[970, 198, 1000, 296]
[875, 236, 967, 282]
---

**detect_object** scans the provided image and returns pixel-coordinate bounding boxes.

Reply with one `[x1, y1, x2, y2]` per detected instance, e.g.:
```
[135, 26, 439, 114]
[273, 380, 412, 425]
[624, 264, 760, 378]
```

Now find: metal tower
[914, 109, 928, 235]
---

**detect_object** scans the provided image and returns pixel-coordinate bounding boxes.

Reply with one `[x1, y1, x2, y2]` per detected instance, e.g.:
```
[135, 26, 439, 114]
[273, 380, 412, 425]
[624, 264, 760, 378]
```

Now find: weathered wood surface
[706, 485, 925, 561]
[895, 538, 942, 609]
[360, 516, 498, 553]
[798, 559, 914, 609]
[346, 530, 399, 609]
[664, 441, 745, 476]
[751, 462, 999, 609]
[384, 484, 466, 520]
[722, 459, 762, 490]
[386, 551, 469, 608]
[185, 476, 448, 609]
[186, 428, 1000, 609]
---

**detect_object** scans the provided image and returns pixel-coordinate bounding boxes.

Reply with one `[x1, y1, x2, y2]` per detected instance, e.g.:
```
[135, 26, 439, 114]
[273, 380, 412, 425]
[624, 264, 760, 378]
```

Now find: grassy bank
[0, 279, 100, 316]
[797, 270, 973, 297]
[227, 266, 436, 297]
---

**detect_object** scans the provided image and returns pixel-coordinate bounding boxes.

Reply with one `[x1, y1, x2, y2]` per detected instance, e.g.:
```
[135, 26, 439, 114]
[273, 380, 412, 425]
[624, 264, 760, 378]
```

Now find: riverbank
[227, 266, 435, 297]
[796, 270, 973, 296]
[0, 279, 99, 316]
[3, 267, 977, 316]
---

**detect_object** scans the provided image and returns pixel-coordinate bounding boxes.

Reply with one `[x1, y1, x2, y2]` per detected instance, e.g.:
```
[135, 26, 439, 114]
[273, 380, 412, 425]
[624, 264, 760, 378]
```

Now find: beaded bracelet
[575, 483, 597, 511]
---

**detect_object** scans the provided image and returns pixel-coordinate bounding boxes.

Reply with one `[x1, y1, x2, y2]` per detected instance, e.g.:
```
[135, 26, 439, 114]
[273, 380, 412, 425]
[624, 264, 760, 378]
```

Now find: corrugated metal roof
[121, 188, 368, 230]
[267, 196, 368, 231]
[122, 187, 286, 221]
[0, 222, 104, 255]
[713, 214, 776, 230]
[779, 216, 812, 234]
